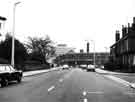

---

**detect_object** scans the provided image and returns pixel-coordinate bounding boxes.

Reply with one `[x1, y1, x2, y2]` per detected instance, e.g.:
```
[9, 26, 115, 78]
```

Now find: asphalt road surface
[0, 68, 135, 102]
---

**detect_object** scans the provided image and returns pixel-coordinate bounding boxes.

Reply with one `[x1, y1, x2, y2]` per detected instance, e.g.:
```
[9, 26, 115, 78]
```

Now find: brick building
[110, 17, 135, 71]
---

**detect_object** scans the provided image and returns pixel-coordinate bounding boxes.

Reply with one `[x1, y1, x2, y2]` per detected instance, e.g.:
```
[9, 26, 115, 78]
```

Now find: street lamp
[11, 1, 21, 67]
[90, 40, 95, 67]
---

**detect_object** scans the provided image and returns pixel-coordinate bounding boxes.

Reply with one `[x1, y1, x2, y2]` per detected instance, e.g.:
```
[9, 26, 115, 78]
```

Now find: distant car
[0, 64, 23, 87]
[80, 65, 87, 70]
[62, 65, 69, 70]
[100, 65, 104, 69]
[87, 65, 95, 72]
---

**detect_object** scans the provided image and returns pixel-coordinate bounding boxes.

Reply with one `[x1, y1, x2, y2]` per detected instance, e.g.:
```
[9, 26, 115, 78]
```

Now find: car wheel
[17, 75, 22, 83]
[1, 79, 8, 87]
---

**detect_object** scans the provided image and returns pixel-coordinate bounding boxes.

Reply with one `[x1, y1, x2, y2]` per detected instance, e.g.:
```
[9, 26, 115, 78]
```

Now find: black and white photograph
[0, 0, 135, 102]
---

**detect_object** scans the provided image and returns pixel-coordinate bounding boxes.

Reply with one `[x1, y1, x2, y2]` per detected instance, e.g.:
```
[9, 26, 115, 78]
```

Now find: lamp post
[11, 1, 21, 67]
[90, 40, 95, 67]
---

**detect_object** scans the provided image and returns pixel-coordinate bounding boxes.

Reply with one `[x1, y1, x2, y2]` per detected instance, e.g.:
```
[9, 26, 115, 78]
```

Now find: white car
[87, 65, 95, 72]
[62, 65, 69, 70]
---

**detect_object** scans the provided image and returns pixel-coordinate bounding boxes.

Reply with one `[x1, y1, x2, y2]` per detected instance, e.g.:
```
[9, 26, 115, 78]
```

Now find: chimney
[116, 30, 120, 42]
[122, 25, 127, 37]
[133, 17, 135, 24]
[86, 42, 89, 53]
[127, 23, 131, 33]
[132, 17, 135, 31]
[80, 49, 84, 53]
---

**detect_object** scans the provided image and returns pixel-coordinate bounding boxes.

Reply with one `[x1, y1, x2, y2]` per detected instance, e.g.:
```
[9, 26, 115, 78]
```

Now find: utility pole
[90, 40, 95, 67]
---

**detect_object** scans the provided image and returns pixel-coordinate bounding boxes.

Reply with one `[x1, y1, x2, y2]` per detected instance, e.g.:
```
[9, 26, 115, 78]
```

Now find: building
[0, 16, 6, 36]
[110, 17, 135, 71]
[55, 52, 109, 66]
[55, 44, 75, 56]
[47, 44, 75, 65]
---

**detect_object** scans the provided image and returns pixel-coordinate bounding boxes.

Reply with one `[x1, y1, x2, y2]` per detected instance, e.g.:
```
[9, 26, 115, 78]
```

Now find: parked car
[80, 65, 87, 70]
[0, 64, 23, 87]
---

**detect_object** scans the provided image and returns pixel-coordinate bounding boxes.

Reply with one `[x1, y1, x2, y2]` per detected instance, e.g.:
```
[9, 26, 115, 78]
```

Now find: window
[126, 39, 128, 51]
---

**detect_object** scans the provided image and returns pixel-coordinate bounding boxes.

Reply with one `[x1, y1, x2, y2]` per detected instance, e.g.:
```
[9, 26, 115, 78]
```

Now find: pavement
[95, 68, 135, 88]
[23, 67, 61, 77]
[0, 68, 135, 102]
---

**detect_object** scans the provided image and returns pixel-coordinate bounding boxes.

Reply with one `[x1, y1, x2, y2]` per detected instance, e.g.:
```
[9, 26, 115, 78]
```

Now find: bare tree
[26, 35, 55, 64]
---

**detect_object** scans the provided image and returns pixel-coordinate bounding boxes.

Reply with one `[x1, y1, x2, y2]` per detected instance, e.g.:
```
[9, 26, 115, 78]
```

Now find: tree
[0, 33, 28, 69]
[26, 35, 55, 64]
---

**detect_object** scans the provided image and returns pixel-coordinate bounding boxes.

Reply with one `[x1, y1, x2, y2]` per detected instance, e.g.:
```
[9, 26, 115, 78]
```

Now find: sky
[0, 0, 135, 52]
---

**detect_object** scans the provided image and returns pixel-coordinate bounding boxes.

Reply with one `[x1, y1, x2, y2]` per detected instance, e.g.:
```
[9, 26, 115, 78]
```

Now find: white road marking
[83, 98, 88, 102]
[104, 75, 130, 87]
[48, 86, 55, 92]
[59, 79, 63, 82]
[83, 91, 87, 96]
[87, 91, 104, 94]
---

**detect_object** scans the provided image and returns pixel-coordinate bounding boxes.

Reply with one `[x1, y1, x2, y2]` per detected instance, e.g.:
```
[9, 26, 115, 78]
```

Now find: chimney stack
[132, 17, 135, 31]
[133, 17, 135, 24]
[116, 30, 120, 42]
[122, 25, 127, 37]
[80, 49, 84, 53]
[86, 42, 89, 53]
[127, 23, 131, 33]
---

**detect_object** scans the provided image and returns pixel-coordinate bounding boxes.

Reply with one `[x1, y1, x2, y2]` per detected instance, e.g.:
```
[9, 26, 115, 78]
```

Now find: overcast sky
[0, 0, 135, 52]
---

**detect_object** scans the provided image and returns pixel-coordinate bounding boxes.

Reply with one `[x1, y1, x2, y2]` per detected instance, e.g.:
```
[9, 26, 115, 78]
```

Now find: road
[0, 68, 135, 102]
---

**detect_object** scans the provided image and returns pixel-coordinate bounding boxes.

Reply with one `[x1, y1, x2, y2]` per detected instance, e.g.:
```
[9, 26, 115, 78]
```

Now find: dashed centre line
[48, 86, 55, 92]
[83, 91, 87, 96]
[82, 91, 103, 102]
[83, 98, 88, 102]
[83, 91, 103, 96]
[83, 91, 88, 102]
[87, 91, 104, 94]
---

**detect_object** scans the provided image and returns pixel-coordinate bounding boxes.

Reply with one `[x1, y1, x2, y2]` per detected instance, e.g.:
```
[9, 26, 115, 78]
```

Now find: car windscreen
[9, 66, 15, 71]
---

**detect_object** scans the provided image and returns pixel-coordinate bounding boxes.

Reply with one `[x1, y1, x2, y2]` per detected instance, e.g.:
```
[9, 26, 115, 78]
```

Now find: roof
[111, 32, 135, 48]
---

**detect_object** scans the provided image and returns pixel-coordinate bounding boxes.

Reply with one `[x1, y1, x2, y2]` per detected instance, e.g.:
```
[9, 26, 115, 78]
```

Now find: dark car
[87, 68, 95, 72]
[0, 64, 23, 87]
